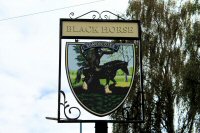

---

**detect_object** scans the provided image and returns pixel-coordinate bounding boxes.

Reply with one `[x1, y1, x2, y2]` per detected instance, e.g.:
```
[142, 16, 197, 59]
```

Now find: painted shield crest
[66, 42, 135, 116]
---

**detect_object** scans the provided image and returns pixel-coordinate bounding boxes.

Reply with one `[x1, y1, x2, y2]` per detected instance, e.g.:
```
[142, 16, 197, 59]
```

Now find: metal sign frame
[46, 11, 144, 123]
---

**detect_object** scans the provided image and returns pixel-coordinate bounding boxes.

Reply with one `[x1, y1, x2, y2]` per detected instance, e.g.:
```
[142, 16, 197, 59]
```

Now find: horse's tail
[75, 67, 83, 83]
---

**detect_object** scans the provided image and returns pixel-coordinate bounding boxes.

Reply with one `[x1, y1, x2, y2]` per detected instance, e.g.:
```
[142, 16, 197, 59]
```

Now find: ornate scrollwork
[71, 10, 99, 19]
[60, 90, 81, 120]
[101, 11, 125, 20]
[69, 10, 126, 20]
[69, 12, 75, 19]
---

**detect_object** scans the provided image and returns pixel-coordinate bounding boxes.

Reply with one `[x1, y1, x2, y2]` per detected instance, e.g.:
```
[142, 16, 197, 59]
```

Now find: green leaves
[73, 45, 87, 67]
[112, 0, 200, 132]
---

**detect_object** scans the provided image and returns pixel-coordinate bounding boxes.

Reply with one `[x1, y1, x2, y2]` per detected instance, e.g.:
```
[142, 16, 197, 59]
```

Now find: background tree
[73, 45, 87, 67]
[111, 0, 200, 132]
[177, 21, 200, 132]
[74, 45, 116, 69]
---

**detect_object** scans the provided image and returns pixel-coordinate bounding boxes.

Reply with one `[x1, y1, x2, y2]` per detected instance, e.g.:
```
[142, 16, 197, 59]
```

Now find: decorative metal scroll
[69, 10, 126, 20]
[60, 90, 81, 120]
[59, 89, 143, 121]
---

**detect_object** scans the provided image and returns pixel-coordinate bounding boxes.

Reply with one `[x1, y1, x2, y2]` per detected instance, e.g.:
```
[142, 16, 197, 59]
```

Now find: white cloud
[0, 0, 129, 132]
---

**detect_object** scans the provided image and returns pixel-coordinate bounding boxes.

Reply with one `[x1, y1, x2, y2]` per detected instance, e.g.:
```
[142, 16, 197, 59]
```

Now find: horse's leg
[111, 78, 116, 85]
[105, 78, 112, 94]
[82, 78, 88, 90]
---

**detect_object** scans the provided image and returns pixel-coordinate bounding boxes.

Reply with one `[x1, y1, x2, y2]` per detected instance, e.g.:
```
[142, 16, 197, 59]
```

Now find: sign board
[60, 19, 140, 39]
[61, 20, 139, 38]
[55, 17, 144, 123]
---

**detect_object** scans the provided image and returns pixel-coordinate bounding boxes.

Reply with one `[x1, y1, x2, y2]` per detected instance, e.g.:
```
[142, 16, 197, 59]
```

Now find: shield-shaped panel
[66, 42, 135, 116]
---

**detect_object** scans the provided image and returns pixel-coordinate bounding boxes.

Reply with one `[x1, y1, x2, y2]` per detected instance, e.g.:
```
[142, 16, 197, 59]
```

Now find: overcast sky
[0, 0, 129, 133]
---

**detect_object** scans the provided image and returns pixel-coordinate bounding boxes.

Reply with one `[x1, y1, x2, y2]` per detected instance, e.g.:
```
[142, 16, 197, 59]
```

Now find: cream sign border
[60, 19, 140, 39]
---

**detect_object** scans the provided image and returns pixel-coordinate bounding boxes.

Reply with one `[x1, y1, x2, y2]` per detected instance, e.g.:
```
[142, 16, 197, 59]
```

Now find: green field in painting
[72, 85, 129, 114]
[69, 67, 134, 87]
[77, 92, 125, 114]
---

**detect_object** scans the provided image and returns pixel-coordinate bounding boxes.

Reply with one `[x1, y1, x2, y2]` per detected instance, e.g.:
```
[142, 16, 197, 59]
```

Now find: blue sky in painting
[67, 44, 134, 71]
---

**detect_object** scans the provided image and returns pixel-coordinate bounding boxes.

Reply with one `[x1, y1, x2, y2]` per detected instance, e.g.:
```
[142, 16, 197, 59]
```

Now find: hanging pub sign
[50, 11, 144, 123]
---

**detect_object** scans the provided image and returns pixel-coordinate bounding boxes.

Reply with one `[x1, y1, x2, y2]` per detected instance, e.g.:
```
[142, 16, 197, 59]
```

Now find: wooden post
[95, 122, 108, 133]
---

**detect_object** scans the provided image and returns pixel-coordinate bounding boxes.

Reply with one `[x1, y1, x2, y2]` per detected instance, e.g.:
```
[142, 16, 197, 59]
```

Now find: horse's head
[121, 62, 129, 75]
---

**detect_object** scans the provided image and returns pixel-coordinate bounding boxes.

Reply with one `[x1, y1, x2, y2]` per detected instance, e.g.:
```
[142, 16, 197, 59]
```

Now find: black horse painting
[75, 60, 129, 94]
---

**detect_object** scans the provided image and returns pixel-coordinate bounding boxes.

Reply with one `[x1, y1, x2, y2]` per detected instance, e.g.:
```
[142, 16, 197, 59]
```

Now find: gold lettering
[109, 27, 115, 33]
[102, 27, 108, 33]
[66, 26, 72, 32]
[92, 27, 99, 33]
[101, 26, 132, 33]
[85, 26, 91, 33]
[123, 27, 128, 33]
[116, 27, 122, 33]
[72, 26, 79, 32]
[128, 27, 134, 33]
[80, 27, 85, 32]
[66, 26, 99, 33]
[66, 25, 135, 34]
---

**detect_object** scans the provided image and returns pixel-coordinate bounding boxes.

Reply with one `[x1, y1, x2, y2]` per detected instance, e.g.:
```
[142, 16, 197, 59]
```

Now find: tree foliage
[177, 21, 200, 133]
[111, 0, 200, 132]
[73, 45, 87, 67]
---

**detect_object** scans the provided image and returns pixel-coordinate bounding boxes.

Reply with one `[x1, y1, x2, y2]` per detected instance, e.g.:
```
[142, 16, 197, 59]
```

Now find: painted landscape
[66, 43, 135, 116]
